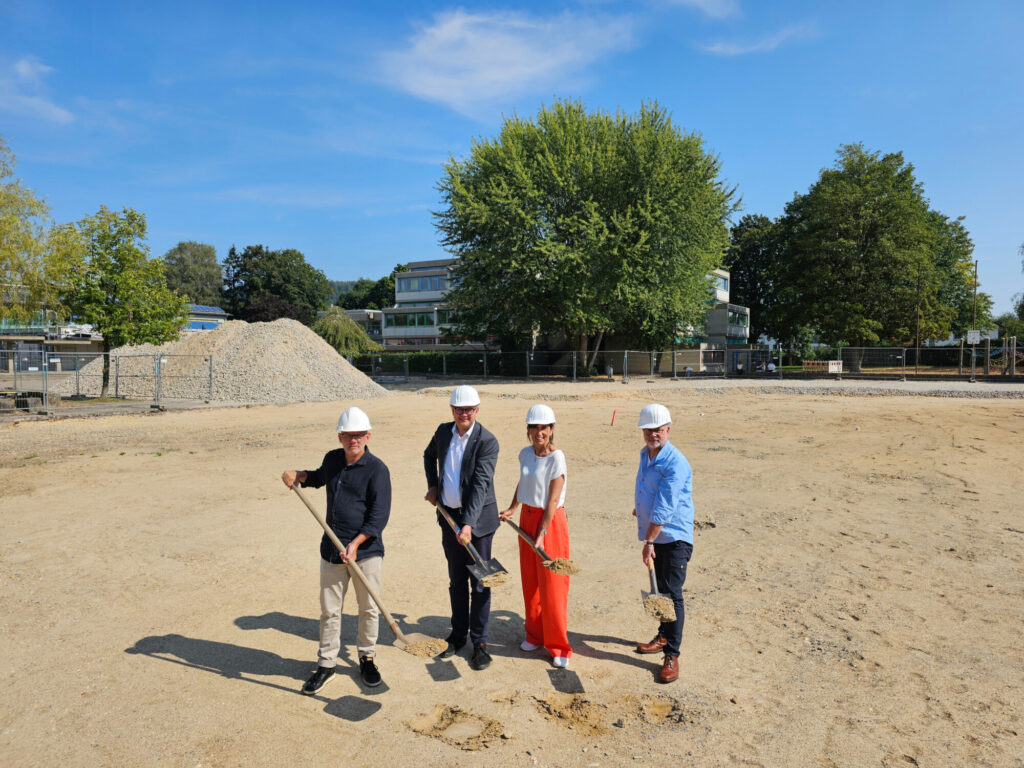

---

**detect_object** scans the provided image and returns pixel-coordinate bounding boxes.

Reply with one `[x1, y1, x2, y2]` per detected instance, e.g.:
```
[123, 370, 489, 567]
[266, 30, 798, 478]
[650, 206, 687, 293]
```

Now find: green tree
[0, 137, 78, 322]
[163, 241, 222, 306]
[335, 264, 406, 310]
[312, 306, 381, 354]
[67, 206, 188, 395]
[993, 311, 1024, 341]
[435, 99, 736, 357]
[221, 244, 330, 322]
[773, 144, 979, 367]
[725, 214, 782, 342]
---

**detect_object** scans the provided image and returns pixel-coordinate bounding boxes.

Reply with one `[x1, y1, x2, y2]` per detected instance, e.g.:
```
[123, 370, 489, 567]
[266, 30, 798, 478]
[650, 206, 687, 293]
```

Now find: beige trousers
[318, 556, 382, 666]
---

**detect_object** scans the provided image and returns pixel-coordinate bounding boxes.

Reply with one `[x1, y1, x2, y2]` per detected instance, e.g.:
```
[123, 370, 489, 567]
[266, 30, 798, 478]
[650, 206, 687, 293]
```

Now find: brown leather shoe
[635, 635, 667, 654]
[659, 654, 679, 683]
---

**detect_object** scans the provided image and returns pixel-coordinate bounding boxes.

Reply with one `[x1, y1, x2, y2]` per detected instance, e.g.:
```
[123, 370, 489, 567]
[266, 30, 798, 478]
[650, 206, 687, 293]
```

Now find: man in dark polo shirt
[282, 406, 391, 693]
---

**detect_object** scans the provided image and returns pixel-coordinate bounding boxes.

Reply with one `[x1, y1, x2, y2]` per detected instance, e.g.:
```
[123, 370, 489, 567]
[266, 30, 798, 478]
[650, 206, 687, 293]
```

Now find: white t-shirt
[515, 446, 567, 509]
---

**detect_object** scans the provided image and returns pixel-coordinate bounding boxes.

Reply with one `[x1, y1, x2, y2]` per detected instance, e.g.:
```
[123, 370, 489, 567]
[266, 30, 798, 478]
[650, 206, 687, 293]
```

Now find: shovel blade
[469, 558, 510, 588]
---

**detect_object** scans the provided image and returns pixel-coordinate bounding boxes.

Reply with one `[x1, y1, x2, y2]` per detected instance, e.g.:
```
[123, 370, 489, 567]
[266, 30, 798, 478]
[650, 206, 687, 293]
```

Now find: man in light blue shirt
[632, 403, 694, 684]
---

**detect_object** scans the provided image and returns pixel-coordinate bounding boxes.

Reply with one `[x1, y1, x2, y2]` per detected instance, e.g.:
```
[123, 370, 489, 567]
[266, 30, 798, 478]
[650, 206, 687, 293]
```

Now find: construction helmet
[337, 406, 372, 432]
[450, 385, 481, 407]
[637, 403, 671, 429]
[525, 403, 556, 424]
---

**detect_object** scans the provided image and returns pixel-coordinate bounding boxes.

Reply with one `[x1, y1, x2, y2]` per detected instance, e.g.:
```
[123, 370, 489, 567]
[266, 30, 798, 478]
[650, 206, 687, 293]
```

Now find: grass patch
[21, 453, 38, 460]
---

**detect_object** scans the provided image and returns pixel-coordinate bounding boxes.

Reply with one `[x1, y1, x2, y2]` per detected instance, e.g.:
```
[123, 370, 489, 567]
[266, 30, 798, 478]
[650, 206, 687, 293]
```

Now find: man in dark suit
[423, 384, 500, 670]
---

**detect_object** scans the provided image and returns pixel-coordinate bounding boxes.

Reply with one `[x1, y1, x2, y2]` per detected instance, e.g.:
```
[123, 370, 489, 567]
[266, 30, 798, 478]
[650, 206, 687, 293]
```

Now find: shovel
[291, 485, 443, 657]
[641, 557, 676, 622]
[503, 519, 580, 575]
[435, 504, 510, 588]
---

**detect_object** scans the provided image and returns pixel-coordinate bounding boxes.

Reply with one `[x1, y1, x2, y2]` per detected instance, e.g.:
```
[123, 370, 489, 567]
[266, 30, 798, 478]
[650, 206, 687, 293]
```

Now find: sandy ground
[2, 380, 1023, 767]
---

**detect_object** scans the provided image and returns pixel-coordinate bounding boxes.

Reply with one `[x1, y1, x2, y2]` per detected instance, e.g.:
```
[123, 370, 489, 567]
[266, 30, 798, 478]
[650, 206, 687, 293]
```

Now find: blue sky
[2, 0, 1022, 313]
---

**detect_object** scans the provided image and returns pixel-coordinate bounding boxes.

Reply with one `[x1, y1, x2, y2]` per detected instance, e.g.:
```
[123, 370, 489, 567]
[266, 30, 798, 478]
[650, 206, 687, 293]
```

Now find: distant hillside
[327, 280, 357, 305]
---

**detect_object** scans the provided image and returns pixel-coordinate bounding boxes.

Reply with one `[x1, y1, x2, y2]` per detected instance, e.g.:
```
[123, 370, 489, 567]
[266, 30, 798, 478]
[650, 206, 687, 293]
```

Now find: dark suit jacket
[423, 421, 500, 536]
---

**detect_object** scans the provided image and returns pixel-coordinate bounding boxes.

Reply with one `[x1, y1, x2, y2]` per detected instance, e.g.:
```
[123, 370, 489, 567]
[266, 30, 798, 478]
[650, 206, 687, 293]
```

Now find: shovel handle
[647, 557, 660, 595]
[503, 518, 552, 561]
[291, 485, 407, 644]
[435, 504, 488, 567]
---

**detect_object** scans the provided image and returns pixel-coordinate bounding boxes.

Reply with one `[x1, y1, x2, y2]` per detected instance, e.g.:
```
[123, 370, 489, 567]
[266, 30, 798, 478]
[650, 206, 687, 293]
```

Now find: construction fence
[0, 350, 214, 416]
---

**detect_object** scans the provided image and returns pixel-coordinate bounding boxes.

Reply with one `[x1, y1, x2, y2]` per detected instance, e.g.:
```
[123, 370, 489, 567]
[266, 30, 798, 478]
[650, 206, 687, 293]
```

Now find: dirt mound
[53, 319, 388, 404]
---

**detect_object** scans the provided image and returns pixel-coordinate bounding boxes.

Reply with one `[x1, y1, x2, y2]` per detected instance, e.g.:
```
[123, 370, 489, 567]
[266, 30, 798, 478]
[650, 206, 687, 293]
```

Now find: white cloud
[664, 0, 741, 20]
[378, 9, 634, 118]
[0, 56, 74, 123]
[701, 23, 816, 55]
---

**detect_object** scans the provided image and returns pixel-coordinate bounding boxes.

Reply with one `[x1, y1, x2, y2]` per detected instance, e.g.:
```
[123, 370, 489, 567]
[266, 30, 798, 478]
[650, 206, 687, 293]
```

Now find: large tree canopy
[434, 99, 737, 354]
[67, 206, 188, 395]
[221, 244, 330, 323]
[770, 144, 982, 350]
[0, 138, 78, 323]
[163, 241, 222, 306]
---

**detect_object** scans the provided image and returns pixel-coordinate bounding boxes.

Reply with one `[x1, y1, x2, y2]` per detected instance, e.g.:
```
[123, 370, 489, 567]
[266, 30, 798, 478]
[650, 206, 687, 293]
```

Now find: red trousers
[518, 504, 572, 658]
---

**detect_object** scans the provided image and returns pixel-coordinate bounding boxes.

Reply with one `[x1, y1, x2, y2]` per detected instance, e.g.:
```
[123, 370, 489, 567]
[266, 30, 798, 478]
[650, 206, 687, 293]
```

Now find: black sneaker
[470, 642, 492, 671]
[359, 655, 382, 687]
[301, 666, 334, 695]
[438, 635, 466, 659]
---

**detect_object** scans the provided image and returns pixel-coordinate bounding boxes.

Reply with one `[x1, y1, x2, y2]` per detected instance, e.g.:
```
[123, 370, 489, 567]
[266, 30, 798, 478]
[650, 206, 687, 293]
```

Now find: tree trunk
[100, 340, 111, 398]
[848, 347, 864, 373]
[586, 330, 605, 370]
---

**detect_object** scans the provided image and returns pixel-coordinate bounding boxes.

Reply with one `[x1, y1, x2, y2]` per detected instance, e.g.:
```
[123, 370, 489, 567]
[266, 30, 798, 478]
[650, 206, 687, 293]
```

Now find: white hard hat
[525, 403, 556, 424]
[450, 385, 480, 407]
[337, 406, 372, 432]
[637, 403, 671, 429]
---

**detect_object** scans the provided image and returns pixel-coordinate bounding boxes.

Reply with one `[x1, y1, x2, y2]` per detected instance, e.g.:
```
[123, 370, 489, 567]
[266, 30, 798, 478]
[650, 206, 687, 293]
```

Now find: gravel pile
[54, 319, 388, 404]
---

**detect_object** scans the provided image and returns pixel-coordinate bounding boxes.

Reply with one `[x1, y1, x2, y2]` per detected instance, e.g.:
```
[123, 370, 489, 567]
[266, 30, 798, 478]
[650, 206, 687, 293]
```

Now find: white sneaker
[552, 656, 569, 668]
[520, 640, 541, 651]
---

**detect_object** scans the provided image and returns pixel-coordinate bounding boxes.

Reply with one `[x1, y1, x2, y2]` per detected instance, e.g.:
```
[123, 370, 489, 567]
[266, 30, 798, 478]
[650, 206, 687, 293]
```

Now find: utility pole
[970, 260, 978, 383]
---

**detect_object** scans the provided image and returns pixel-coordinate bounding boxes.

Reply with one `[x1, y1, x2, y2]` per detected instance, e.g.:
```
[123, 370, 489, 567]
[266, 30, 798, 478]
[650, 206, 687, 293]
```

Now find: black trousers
[653, 540, 693, 657]
[440, 516, 494, 645]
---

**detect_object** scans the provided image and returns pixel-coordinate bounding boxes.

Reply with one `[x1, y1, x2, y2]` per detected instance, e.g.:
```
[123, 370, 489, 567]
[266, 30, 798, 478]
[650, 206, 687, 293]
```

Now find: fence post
[76, 355, 81, 397]
[836, 344, 843, 381]
[572, 351, 577, 383]
[42, 362, 49, 412]
[483, 351, 488, 378]
[622, 351, 629, 383]
[208, 355, 214, 401]
[984, 337, 991, 376]
[404, 355, 409, 379]
[155, 355, 162, 405]
[901, 349, 907, 381]
[1011, 337, 1017, 377]
[442, 351, 447, 378]
[958, 338, 964, 375]
[672, 349, 677, 378]
[526, 351, 530, 380]
[115, 356, 120, 398]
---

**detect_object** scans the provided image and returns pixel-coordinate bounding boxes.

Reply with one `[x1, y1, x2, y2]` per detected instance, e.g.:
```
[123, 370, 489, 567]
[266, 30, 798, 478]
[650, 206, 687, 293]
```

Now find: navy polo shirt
[300, 446, 391, 564]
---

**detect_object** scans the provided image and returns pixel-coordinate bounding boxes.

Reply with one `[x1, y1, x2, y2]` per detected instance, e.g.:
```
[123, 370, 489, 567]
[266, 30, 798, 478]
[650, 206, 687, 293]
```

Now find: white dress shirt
[441, 422, 475, 509]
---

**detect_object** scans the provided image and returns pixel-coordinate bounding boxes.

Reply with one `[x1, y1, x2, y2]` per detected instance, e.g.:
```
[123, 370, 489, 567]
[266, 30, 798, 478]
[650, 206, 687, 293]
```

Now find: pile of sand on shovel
[643, 594, 676, 622]
[402, 638, 447, 658]
[480, 571, 510, 588]
[543, 558, 580, 575]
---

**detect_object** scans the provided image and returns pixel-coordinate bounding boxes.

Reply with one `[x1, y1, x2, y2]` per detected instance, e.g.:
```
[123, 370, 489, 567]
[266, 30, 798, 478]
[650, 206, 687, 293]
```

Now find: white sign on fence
[967, 330, 981, 344]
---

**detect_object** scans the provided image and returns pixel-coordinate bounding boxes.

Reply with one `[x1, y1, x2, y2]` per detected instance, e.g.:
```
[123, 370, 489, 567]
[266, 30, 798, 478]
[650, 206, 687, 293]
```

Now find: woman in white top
[499, 404, 572, 667]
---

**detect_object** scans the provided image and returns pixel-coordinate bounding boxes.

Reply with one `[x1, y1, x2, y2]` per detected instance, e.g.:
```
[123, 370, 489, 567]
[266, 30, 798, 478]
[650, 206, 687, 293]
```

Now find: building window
[715, 275, 728, 292]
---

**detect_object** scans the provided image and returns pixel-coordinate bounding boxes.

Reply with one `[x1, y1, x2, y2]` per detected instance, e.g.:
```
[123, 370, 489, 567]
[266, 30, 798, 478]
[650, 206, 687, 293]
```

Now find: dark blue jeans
[653, 540, 693, 657]
[440, 518, 493, 645]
